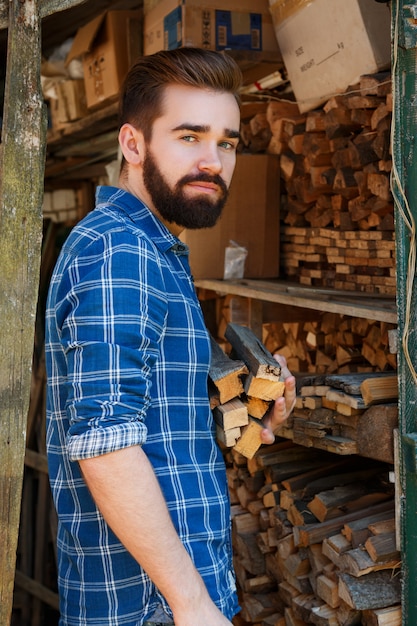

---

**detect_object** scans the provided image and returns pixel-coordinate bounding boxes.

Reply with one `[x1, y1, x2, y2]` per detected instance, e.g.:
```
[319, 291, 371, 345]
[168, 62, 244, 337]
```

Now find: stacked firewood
[212, 324, 400, 625]
[215, 299, 397, 375]
[226, 390, 400, 625]
[262, 317, 397, 376]
[228, 439, 401, 626]
[240, 71, 395, 296]
[276, 371, 398, 463]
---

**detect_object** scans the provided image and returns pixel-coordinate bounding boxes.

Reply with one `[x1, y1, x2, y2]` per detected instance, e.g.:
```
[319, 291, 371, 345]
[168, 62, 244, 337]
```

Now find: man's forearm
[79, 445, 207, 613]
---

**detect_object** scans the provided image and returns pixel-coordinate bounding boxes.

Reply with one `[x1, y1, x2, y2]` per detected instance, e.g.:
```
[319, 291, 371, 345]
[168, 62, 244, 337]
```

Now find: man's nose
[197, 143, 222, 174]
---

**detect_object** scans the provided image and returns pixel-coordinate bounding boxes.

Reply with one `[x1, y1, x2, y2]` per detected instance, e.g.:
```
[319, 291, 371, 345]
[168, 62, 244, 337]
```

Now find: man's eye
[220, 141, 236, 150]
[182, 135, 196, 143]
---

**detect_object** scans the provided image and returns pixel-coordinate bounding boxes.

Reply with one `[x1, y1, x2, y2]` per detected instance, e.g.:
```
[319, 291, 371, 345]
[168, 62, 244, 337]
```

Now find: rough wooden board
[244, 372, 286, 401]
[306, 434, 358, 455]
[362, 605, 401, 626]
[225, 322, 282, 380]
[338, 570, 401, 610]
[342, 505, 395, 546]
[308, 486, 391, 523]
[324, 372, 394, 395]
[364, 532, 400, 564]
[310, 603, 339, 626]
[244, 395, 270, 419]
[316, 573, 340, 609]
[360, 375, 398, 406]
[294, 500, 395, 548]
[325, 390, 366, 409]
[209, 334, 248, 404]
[216, 424, 241, 447]
[1, 2, 47, 622]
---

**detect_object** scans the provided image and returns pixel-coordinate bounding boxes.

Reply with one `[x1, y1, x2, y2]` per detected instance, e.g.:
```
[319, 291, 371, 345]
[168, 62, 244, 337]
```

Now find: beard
[142, 147, 230, 230]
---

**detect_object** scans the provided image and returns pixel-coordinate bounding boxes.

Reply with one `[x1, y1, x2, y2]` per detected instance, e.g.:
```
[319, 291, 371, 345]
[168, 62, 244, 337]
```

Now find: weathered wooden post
[0, 0, 47, 622]
[387, 2, 417, 624]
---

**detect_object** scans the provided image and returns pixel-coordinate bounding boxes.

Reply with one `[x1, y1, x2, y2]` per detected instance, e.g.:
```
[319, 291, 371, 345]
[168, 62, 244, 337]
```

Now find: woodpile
[214, 299, 397, 376]
[240, 71, 395, 296]
[261, 316, 397, 376]
[227, 438, 401, 626]
[211, 324, 401, 625]
[277, 372, 398, 464]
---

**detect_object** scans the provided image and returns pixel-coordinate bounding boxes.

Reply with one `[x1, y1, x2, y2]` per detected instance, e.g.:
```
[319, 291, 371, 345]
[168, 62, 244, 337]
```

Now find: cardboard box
[180, 154, 280, 279]
[269, 0, 391, 113]
[144, 0, 280, 55]
[66, 10, 142, 110]
[49, 79, 88, 129]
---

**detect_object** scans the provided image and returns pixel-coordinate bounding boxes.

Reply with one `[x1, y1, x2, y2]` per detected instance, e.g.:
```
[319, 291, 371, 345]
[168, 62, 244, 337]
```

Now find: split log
[213, 397, 249, 430]
[362, 605, 401, 626]
[338, 570, 401, 610]
[364, 532, 400, 564]
[225, 323, 281, 377]
[209, 335, 248, 404]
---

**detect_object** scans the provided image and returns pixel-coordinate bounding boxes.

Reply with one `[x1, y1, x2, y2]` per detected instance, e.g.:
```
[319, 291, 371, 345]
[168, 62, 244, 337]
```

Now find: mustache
[177, 172, 228, 194]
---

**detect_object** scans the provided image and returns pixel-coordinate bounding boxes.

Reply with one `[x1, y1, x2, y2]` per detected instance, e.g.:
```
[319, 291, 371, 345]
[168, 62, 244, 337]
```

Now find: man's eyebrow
[172, 123, 241, 139]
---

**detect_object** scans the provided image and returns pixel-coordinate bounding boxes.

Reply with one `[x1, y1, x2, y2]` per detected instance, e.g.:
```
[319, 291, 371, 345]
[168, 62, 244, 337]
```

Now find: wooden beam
[0, 0, 89, 27]
[0, 1, 47, 622]
[14, 570, 59, 611]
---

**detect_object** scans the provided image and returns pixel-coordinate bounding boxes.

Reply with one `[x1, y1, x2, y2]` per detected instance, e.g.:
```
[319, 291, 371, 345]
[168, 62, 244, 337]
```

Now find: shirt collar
[95, 185, 189, 255]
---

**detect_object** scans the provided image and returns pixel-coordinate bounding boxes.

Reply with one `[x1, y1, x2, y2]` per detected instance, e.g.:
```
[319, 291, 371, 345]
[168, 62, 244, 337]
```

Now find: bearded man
[45, 47, 296, 626]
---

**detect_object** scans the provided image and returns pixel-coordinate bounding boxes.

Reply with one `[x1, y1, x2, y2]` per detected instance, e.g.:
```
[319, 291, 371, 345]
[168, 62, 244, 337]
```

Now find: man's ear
[118, 123, 146, 165]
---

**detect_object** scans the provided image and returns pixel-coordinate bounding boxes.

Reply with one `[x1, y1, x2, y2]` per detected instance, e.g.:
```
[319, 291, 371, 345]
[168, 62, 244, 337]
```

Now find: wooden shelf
[195, 278, 397, 325]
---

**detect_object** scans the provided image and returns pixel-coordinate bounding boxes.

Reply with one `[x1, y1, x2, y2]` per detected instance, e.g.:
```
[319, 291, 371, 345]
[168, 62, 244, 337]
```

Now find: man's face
[142, 84, 241, 231]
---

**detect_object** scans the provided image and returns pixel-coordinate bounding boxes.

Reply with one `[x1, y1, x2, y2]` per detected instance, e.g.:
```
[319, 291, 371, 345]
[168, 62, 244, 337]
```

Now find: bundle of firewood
[210, 323, 286, 460]
[240, 71, 395, 296]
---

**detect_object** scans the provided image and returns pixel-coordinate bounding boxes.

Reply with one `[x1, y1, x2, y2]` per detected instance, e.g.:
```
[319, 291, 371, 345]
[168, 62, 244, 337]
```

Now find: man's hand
[260, 354, 296, 445]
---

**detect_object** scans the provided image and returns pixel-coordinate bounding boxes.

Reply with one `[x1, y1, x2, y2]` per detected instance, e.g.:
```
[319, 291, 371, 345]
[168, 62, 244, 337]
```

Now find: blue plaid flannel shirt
[45, 186, 239, 626]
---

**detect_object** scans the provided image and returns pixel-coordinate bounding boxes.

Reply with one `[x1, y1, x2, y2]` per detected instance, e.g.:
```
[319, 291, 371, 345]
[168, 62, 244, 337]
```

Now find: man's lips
[186, 180, 219, 194]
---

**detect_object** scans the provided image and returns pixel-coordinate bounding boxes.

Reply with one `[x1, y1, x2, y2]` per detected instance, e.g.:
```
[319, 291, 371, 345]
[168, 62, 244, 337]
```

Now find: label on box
[215, 10, 262, 50]
[163, 6, 263, 51]
[164, 6, 182, 49]
[270, 0, 390, 112]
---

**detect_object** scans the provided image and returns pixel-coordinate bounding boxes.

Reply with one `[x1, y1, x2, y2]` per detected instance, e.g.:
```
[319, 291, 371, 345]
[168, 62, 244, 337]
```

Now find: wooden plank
[356, 405, 398, 464]
[194, 279, 397, 324]
[340, 547, 400, 577]
[294, 500, 395, 548]
[0, 2, 47, 622]
[360, 375, 398, 406]
[364, 532, 400, 564]
[362, 605, 401, 626]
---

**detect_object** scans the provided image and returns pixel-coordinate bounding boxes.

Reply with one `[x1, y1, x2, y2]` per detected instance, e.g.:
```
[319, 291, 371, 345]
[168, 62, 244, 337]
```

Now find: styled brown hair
[119, 47, 242, 143]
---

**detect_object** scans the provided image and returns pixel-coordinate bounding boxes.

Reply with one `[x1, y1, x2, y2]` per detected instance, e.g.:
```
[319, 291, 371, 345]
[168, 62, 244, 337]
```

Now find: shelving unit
[196, 278, 397, 322]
